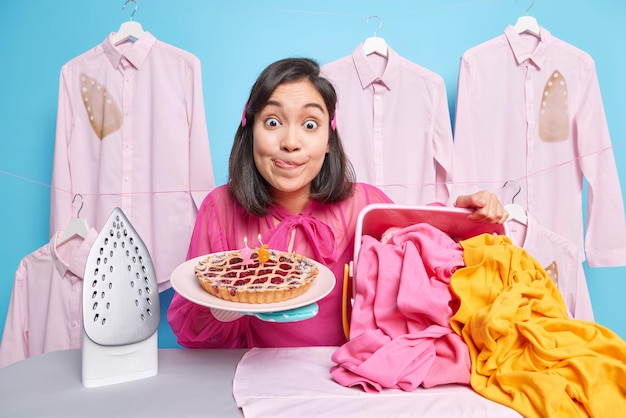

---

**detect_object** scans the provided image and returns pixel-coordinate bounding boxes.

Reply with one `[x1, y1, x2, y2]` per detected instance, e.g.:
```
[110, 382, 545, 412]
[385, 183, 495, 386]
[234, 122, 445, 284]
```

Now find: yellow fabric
[450, 234, 626, 418]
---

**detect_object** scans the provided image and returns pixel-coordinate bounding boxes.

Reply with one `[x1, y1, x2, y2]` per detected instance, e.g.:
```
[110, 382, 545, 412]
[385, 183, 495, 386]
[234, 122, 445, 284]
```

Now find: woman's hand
[454, 191, 509, 224]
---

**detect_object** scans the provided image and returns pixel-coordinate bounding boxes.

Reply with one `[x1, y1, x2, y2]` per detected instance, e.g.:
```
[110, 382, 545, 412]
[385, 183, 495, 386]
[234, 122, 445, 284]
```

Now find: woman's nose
[280, 126, 301, 152]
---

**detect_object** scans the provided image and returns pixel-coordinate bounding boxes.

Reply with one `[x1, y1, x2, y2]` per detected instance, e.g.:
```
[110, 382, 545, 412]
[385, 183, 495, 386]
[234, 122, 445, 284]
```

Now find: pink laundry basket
[342, 204, 509, 340]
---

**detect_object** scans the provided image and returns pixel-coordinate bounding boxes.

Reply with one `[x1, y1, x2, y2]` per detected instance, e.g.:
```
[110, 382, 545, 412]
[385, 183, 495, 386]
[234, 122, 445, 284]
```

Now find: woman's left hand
[454, 190, 509, 224]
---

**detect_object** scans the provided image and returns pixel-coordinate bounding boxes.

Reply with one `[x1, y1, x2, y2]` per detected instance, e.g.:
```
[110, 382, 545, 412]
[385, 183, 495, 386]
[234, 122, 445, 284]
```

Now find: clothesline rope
[1, 139, 624, 196]
[272, 0, 501, 19]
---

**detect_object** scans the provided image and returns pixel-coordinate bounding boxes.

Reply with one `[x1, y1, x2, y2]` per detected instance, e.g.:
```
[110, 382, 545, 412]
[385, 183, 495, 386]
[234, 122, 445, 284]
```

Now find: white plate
[170, 253, 336, 313]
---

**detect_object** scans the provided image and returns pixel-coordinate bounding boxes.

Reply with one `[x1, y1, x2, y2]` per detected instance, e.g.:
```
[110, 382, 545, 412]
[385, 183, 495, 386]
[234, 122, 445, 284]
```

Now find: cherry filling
[196, 249, 317, 298]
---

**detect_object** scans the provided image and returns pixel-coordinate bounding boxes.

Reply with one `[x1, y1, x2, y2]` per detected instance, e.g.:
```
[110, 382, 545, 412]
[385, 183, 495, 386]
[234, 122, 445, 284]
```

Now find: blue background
[0, 0, 624, 349]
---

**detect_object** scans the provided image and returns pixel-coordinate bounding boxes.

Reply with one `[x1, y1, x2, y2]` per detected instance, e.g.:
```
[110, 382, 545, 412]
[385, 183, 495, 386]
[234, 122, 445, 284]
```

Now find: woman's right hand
[454, 191, 509, 224]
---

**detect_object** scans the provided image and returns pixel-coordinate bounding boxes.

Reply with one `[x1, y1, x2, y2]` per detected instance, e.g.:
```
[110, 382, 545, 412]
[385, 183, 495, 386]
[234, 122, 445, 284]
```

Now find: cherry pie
[194, 249, 319, 303]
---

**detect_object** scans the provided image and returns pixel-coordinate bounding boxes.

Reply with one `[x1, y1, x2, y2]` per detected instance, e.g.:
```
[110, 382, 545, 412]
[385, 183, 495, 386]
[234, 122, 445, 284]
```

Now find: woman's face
[253, 79, 330, 210]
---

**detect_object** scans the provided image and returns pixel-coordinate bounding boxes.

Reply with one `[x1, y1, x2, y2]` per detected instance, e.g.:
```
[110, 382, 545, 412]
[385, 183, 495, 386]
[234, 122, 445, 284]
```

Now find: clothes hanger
[502, 181, 528, 225]
[362, 16, 388, 57]
[514, 0, 541, 37]
[112, 0, 145, 45]
[58, 194, 90, 245]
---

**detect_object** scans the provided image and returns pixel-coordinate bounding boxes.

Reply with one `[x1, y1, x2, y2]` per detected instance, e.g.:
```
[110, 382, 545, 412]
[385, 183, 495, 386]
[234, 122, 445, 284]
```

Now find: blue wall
[1, 1, 624, 349]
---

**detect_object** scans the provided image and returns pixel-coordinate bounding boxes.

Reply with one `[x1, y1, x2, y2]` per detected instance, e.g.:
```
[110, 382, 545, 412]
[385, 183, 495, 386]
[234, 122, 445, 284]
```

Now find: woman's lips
[274, 159, 302, 169]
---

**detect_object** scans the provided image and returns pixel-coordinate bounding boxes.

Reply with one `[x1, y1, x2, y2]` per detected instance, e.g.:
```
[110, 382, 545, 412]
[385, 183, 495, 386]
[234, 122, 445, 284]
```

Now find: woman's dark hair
[228, 57, 356, 216]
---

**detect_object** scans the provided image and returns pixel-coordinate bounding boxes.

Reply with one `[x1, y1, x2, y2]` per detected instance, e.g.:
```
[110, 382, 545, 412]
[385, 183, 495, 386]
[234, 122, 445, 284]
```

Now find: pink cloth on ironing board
[331, 223, 470, 393]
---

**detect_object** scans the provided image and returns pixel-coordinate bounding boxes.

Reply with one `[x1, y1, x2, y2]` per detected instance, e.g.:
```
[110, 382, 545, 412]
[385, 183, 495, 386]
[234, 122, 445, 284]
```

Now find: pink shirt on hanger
[49, 32, 215, 292]
[0, 229, 98, 368]
[167, 183, 393, 349]
[321, 46, 453, 206]
[451, 26, 626, 267]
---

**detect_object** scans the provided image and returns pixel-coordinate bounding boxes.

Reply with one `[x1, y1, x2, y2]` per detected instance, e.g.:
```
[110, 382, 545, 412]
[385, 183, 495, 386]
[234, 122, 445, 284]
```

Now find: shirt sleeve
[449, 55, 484, 201]
[576, 60, 626, 266]
[187, 55, 215, 210]
[49, 65, 75, 237]
[432, 75, 454, 204]
[0, 261, 28, 367]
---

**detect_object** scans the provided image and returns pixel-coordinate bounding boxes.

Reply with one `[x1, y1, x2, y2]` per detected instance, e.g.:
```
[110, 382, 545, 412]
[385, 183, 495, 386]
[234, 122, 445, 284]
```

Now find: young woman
[167, 58, 507, 348]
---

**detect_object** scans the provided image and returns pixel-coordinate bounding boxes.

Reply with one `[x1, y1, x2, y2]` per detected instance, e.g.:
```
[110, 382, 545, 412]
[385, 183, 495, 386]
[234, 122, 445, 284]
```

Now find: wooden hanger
[514, 0, 540, 37]
[58, 194, 90, 245]
[502, 181, 528, 225]
[112, 0, 145, 45]
[362, 16, 388, 57]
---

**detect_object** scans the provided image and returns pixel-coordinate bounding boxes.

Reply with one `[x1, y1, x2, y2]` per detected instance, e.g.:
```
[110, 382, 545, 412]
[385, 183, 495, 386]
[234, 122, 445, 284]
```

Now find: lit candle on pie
[258, 244, 270, 263]
[257, 234, 270, 263]
[241, 236, 252, 266]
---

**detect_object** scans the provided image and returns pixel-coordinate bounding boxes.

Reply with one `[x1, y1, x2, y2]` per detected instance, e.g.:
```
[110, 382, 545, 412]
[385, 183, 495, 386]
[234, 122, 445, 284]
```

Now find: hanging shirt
[451, 25, 626, 267]
[167, 183, 393, 349]
[321, 45, 453, 205]
[49, 32, 215, 292]
[0, 228, 98, 368]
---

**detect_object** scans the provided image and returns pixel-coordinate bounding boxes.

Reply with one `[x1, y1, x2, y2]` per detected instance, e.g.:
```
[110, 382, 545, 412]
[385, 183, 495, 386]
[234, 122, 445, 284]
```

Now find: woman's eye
[303, 120, 319, 130]
[265, 117, 281, 127]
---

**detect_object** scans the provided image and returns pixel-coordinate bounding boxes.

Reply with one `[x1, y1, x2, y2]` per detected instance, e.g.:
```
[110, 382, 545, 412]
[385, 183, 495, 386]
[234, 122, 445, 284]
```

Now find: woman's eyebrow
[303, 103, 325, 113]
[265, 100, 281, 108]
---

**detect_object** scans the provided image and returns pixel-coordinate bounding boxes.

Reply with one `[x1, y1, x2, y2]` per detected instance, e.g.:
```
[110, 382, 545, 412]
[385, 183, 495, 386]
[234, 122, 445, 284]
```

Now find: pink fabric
[331, 224, 470, 393]
[167, 183, 393, 348]
[49, 32, 215, 291]
[321, 45, 453, 206]
[233, 347, 523, 418]
[451, 26, 626, 267]
[0, 228, 98, 367]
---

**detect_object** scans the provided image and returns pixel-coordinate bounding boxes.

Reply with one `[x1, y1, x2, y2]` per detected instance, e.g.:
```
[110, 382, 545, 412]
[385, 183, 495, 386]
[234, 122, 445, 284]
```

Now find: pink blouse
[167, 183, 393, 348]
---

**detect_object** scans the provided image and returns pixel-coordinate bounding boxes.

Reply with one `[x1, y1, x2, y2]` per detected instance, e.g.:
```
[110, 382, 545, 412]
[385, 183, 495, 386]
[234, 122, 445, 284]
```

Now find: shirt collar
[51, 228, 99, 281]
[504, 24, 551, 69]
[102, 31, 157, 70]
[351, 44, 398, 90]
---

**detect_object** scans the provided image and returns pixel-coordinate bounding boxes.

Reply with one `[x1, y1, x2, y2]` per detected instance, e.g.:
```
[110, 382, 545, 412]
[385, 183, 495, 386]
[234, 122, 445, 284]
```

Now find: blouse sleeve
[168, 190, 253, 348]
[186, 192, 226, 259]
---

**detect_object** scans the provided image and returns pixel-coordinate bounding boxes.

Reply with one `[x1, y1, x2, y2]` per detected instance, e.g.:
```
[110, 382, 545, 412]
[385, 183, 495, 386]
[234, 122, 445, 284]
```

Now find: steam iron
[81, 207, 160, 387]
